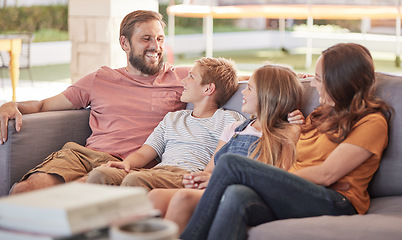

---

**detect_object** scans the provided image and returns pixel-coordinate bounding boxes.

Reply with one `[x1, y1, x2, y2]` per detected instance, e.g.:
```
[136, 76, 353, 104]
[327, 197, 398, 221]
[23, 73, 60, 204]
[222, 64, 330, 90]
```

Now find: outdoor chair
[0, 32, 35, 86]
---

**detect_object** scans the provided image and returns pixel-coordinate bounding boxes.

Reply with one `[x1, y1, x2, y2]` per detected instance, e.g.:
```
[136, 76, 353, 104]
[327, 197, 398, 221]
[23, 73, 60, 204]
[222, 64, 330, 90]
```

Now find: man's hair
[120, 10, 166, 41]
[195, 57, 238, 108]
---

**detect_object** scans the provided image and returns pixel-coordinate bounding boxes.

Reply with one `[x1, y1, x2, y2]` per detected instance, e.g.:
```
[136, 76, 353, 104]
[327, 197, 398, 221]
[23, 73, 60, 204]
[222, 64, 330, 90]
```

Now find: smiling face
[311, 56, 335, 106]
[126, 20, 165, 75]
[241, 74, 259, 116]
[180, 64, 207, 104]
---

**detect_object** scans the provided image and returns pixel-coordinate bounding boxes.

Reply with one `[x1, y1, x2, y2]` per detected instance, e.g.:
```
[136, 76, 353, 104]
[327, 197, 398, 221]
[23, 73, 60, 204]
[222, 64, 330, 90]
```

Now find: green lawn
[175, 48, 402, 76]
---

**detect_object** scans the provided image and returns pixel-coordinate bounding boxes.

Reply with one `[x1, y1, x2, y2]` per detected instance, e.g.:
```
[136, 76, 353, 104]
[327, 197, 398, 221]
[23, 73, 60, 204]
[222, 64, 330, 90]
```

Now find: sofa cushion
[368, 196, 402, 215]
[248, 204, 402, 240]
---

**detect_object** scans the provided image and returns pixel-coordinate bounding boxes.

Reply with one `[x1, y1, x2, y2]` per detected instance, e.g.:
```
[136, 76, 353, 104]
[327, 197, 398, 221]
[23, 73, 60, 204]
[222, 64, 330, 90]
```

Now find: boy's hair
[195, 57, 238, 108]
[120, 10, 166, 41]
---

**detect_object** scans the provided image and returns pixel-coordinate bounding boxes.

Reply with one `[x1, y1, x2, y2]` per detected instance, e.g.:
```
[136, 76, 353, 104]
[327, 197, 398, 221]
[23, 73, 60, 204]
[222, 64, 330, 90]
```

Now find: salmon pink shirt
[63, 63, 190, 159]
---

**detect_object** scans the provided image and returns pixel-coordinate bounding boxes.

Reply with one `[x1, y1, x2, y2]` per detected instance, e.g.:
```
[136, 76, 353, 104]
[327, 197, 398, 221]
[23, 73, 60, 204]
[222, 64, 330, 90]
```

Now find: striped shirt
[144, 109, 245, 172]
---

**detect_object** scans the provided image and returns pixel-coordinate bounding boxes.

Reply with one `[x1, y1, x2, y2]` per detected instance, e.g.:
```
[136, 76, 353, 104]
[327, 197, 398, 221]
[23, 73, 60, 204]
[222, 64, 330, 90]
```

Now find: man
[86, 57, 245, 190]
[0, 10, 190, 194]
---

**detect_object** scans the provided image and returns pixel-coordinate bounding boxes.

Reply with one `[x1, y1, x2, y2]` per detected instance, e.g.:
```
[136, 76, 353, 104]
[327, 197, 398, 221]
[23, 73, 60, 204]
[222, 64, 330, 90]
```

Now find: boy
[86, 57, 245, 190]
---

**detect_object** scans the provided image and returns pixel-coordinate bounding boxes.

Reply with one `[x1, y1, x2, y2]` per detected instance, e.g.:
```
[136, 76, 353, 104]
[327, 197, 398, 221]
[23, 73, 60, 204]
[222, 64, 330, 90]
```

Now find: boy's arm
[105, 145, 158, 172]
[183, 140, 227, 189]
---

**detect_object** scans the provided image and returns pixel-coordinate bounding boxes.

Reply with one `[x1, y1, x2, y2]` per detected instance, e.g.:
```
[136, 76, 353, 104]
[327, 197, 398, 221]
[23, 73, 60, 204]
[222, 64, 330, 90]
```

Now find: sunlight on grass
[33, 29, 69, 42]
[175, 48, 402, 76]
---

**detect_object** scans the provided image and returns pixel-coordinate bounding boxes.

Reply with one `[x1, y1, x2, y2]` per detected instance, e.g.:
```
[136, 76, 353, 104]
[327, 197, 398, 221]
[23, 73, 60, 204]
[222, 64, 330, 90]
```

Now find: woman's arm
[292, 143, 372, 186]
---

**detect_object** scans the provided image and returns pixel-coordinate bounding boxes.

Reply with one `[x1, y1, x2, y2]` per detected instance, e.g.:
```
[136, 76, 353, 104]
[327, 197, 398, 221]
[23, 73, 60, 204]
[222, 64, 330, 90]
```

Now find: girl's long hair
[249, 65, 303, 169]
[303, 43, 392, 142]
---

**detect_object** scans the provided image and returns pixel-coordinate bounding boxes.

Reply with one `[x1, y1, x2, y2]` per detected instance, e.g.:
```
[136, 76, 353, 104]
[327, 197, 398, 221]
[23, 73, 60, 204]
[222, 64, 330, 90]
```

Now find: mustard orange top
[290, 113, 388, 214]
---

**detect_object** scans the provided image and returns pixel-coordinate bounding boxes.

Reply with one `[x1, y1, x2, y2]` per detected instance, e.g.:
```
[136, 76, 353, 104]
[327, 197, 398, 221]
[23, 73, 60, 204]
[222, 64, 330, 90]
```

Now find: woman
[180, 43, 392, 240]
[148, 64, 304, 232]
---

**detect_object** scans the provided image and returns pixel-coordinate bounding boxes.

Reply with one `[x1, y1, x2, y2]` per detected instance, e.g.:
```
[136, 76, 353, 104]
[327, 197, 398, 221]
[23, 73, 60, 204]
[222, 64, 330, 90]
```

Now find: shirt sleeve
[62, 71, 96, 108]
[144, 113, 169, 158]
[219, 121, 242, 143]
[343, 113, 388, 158]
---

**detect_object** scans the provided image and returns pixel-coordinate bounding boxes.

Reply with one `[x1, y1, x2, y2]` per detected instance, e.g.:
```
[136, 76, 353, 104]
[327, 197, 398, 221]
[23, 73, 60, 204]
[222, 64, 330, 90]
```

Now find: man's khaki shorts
[21, 142, 121, 182]
[87, 164, 190, 190]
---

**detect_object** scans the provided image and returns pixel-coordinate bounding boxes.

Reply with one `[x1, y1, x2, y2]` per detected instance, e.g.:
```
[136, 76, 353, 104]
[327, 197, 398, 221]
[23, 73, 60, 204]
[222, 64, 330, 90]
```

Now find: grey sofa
[0, 72, 401, 239]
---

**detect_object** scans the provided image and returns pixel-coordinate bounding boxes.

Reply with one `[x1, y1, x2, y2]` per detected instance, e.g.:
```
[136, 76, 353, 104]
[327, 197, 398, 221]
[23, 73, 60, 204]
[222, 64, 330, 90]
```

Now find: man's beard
[129, 49, 164, 76]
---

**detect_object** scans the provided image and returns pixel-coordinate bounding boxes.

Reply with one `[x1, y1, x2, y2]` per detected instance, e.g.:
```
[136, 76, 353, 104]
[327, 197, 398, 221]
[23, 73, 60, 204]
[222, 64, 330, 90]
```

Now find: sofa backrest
[368, 72, 402, 197]
[192, 73, 402, 198]
[186, 81, 250, 118]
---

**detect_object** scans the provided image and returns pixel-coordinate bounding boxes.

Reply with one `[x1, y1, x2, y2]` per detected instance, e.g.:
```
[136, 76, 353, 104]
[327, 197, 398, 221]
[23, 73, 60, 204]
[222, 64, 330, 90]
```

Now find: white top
[145, 109, 245, 172]
[219, 119, 262, 143]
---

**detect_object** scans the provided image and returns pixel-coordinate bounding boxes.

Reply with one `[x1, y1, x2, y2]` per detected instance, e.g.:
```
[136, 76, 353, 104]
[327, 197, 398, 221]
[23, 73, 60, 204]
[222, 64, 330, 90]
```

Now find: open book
[0, 182, 155, 237]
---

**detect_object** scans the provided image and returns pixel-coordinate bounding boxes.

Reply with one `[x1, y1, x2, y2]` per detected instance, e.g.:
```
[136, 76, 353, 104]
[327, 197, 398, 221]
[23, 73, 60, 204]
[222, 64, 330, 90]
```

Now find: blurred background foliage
[0, 5, 68, 42]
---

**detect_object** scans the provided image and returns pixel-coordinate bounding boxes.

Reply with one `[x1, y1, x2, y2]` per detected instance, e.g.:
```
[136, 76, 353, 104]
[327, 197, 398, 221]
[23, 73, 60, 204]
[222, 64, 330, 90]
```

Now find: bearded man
[0, 10, 190, 194]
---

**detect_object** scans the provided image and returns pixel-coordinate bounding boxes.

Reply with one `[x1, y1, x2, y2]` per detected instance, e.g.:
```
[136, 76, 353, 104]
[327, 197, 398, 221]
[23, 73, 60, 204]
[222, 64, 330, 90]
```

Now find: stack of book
[0, 182, 158, 240]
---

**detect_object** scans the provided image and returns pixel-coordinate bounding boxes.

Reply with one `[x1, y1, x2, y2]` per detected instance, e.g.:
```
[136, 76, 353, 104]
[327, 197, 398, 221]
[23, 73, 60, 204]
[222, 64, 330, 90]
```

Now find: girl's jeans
[180, 153, 356, 240]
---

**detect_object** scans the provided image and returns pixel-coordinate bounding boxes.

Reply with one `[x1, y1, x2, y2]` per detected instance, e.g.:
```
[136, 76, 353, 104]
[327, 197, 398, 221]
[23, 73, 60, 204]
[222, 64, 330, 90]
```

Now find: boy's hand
[102, 161, 131, 173]
[183, 171, 211, 189]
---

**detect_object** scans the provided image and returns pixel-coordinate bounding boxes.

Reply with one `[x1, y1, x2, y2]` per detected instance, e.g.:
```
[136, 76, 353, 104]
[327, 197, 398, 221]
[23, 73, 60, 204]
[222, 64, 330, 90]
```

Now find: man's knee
[86, 166, 126, 185]
[121, 172, 152, 189]
[10, 172, 64, 195]
[87, 167, 111, 184]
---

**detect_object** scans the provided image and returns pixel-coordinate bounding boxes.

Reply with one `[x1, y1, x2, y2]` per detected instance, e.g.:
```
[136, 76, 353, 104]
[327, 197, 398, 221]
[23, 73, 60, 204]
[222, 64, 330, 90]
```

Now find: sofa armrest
[0, 109, 91, 196]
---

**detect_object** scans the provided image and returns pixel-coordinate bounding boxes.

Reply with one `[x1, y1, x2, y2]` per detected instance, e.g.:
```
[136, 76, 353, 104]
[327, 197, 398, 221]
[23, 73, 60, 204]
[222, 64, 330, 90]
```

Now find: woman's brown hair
[304, 43, 392, 142]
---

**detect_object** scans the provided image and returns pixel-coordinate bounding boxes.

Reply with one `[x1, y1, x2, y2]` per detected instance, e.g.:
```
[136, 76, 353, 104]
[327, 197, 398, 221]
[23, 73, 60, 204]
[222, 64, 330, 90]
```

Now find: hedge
[0, 5, 68, 32]
[0, 4, 234, 35]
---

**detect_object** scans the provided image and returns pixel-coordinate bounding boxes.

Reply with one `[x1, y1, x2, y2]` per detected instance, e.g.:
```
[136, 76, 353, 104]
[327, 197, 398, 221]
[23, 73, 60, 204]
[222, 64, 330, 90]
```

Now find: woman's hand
[288, 109, 305, 125]
[297, 73, 314, 79]
[182, 171, 212, 189]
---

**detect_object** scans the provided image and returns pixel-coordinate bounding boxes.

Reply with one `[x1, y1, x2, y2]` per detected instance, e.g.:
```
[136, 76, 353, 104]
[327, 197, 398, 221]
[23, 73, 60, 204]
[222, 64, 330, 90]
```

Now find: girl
[180, 43, 393, 240]
[148, 64, 304, 232]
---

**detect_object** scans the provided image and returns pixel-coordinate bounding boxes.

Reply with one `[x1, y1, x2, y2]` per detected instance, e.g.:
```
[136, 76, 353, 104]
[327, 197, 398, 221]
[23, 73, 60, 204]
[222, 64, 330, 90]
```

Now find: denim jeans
[180, 153, 357, 240]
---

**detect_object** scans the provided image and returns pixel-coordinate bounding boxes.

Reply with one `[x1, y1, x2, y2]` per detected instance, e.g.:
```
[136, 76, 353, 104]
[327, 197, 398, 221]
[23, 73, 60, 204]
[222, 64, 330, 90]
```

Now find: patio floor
[0, 79, 70, 104]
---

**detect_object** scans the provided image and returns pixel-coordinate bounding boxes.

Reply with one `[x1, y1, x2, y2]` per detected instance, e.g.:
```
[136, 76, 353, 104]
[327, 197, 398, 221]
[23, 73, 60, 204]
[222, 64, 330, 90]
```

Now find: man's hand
[102, 161, 131, 173]
[0, 102, 22, 144]
[0, 94, 76, 145]
[183, 171, 211, 189]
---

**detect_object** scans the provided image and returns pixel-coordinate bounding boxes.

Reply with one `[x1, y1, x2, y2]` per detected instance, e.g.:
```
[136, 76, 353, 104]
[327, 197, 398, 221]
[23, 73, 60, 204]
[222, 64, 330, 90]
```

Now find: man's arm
[0, 93, 76, 144]
[104, 145, 159, 172]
